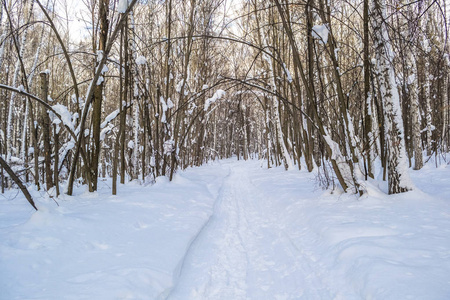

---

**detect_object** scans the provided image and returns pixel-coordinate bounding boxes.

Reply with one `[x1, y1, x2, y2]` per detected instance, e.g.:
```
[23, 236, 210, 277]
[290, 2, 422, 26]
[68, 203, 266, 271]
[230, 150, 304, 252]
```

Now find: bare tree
[371, 0, 412, 194]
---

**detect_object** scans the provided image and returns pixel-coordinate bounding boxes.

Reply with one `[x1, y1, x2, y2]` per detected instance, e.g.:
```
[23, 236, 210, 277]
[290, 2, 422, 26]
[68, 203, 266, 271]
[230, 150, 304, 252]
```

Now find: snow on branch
[101, 109, 120, 129]
[312, 24, 329, 44]
[204, 89, 226, 111]
[0, 84, 76, 138]
[51, 104, 75, 132]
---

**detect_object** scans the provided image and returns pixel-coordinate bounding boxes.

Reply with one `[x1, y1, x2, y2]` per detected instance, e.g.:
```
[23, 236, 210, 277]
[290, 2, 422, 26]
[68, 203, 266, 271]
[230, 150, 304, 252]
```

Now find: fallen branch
[0, 155, 37, 211]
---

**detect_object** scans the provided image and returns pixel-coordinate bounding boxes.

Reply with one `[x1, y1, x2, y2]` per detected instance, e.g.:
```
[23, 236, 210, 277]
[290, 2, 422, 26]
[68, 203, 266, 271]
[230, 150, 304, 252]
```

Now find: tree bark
[40, 72, 53, 191]
[371, 0, 413, 194]
[90, 0, 110, 192]
[53, 124, 60, 197]
[364, 0, 374, 178]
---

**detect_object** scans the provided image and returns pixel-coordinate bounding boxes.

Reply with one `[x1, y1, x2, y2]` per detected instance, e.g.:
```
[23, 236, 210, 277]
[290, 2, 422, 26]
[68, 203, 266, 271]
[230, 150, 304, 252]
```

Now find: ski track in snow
[167, 162, 329, 300]
[2, 159, 450, 299]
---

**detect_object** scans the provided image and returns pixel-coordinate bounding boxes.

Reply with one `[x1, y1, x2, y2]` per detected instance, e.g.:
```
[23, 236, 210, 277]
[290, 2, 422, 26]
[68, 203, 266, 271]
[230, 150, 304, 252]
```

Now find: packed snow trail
[166, 161, 330, 300]
[2, 159, 450, 299]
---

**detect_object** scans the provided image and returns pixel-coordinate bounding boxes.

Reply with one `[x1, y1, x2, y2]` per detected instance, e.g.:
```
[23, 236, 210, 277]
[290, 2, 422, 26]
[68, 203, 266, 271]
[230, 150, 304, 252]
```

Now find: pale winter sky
[54, 0, 91, 43]
[55, 0, 244, 44]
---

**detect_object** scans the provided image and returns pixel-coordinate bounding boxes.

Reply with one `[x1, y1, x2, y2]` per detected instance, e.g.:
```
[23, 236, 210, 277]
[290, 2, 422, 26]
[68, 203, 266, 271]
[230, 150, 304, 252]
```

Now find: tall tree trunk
[129, 11, 140, 180]
[363, 0, 374, 178]
[90, 0, 110, 192]
[442, 71, 448, 153]
[306, 0, 319, 168]
[53, 124, 60, 197]
[40, 72, 53, 191]
[112, 25, 125, 195]
[120, 19, 129, 184]
[371, 0, 413, 194]
[0, 140, 4, 194]
[31, 102, 40, 190]
[132, 93, 139, 179]
[0, 1, 6, 71]
[410, 57, 423, 170]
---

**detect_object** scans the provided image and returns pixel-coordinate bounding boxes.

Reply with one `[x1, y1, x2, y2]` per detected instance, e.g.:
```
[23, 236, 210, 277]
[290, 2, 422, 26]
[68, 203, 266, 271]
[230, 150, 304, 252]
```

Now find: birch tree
[371, 0, 413, 194]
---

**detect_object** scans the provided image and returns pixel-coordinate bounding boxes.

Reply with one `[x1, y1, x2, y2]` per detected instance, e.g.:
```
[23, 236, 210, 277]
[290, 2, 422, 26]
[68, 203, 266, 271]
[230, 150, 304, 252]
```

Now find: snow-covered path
[2, 159, 450, 299]
[167, 162, 329, 299]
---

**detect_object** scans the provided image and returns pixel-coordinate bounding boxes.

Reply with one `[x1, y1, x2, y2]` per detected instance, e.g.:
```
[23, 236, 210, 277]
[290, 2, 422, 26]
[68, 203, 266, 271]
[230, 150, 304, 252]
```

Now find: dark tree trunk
[90, 0, 110, 192]
[364, 0, 374, 179]
[40, 72, 53, 191]
[53, 124, 60, 197]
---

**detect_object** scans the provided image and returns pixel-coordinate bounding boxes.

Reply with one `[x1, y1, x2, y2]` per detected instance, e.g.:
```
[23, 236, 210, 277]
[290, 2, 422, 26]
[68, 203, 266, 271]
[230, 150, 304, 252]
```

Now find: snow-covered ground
[1, 159, 450, 299]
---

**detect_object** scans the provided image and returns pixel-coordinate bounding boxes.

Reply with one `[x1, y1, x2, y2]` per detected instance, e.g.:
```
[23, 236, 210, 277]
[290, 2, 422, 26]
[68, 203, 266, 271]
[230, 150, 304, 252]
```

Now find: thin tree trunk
[364, 0, 374, 178]
[31, 103, 40, 190]
[0, 140, 4, 194]
[112, 26, 125, 195]
[0, 1, 6, 71]
[40, 72, 53, 191]
[306, 0, 319, 168]
[53, 124, 60, 197]
[142, 101, 147, 182]
[411, 57, 423, 170]
[120, 18, 129, 184]
[132, 94, 139, 179]
[442, 72, 448, 153]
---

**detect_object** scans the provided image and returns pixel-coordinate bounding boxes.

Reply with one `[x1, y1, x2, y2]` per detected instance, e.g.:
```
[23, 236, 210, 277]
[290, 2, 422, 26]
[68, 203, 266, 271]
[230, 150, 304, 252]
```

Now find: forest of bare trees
[0, 0, 448, 209]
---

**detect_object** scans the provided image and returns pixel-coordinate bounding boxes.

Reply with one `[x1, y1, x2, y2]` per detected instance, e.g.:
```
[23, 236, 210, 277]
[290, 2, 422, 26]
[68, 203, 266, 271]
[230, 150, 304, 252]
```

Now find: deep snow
[1, 159, 450, 299]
